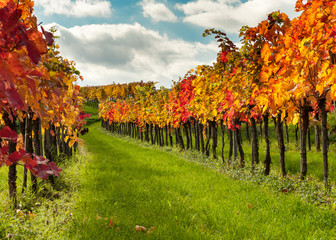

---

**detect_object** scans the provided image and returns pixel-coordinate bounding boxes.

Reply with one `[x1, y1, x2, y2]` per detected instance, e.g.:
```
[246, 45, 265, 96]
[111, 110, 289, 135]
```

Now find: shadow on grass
[86, 117, 101, 126]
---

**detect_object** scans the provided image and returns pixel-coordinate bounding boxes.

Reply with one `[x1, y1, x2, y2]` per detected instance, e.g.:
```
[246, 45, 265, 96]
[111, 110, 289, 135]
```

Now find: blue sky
[34, 0, 299, 88]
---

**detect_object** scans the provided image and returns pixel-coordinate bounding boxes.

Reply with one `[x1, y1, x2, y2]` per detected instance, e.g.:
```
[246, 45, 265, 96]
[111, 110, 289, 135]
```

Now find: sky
[34, 0, 300, 88]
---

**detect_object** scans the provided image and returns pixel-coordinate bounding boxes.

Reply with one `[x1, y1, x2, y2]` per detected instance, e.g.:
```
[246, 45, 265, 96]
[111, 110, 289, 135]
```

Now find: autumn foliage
[96, 0, 336, 189]
[0, 0, 87, 204]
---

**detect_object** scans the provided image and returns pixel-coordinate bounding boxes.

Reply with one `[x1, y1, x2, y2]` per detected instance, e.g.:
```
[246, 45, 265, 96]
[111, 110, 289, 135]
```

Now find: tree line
[0, 0, 88, 207]
[90, 0, 336, 189]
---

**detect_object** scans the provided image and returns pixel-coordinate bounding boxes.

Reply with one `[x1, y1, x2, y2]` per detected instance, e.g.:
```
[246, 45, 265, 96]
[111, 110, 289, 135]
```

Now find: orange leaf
[135, 225, 147, 232]
[261, 43, 271, 62]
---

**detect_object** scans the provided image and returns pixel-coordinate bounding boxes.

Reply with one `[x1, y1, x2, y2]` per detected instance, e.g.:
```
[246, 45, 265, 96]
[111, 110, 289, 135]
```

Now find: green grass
[63, 120, 336, 239]
[0, 151, 86, 239]
[83, 105, 100, 126]
[83, 105, 98, 116]
[235, 119, 336, 182]
[0, 105, 98, 239]
[149, 115, 336, 183]
[1, 106, 336, 239]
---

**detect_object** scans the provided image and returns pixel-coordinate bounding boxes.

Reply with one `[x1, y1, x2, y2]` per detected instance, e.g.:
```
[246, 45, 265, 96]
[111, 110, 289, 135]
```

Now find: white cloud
[36, 0, 112, 18]
[176, 0, 300, 34]
[44, 23, 218, 88]
[140, 0, 178, 23]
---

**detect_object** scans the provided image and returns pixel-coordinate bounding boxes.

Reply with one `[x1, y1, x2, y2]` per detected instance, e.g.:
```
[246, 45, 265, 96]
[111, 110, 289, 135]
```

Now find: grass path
[61, 116, 336, 240]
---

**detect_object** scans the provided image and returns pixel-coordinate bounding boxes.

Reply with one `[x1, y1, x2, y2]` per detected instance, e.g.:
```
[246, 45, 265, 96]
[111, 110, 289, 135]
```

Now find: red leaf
[25, 159, 38, 171]
[8, 151, 21, 164]
[0, 2, 13, 22]
[28, 69, 44, 77]
[34, 155, 48, 165]
[27, 78, 37, 95]
[0, 60, 15, 85]
[41, 26, 54, 46]
[0, 126, 18, 141]
[33, 164, 50, 180]
[221, 51, 228, 63]
[4, 86, 25, 109]
[7, 148, 30, 165]
[329, 31, 336, 38]
[48, 161, 62, 177]
[2, 8, 22, 34]
[1, 145, 9, 155]
[24, 38, 41, 64]
[19, 29, 42, 64]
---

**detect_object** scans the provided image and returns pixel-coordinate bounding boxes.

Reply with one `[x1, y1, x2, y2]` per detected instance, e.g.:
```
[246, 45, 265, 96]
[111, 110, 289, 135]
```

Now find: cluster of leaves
[99, 84, 170, 129]
[0, 0, 86, 179]
[81, 81, 155, 102]
[99, 0, 336, 137]
[0, 126, 61, 179]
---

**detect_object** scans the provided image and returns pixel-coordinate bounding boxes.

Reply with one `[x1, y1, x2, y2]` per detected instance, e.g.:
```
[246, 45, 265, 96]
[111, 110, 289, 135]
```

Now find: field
[1, 106, 336, 239]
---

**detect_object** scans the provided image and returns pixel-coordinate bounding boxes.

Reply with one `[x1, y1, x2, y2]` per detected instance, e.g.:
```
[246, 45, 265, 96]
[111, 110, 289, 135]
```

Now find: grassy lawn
[63, 112, 336, 239]
[0, 151, 83, 239]
[1, 106, 336, 239]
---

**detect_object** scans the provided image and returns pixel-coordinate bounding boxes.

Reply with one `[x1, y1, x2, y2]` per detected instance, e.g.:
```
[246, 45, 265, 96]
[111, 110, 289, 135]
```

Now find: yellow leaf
[292, 114, 300, 125]
[281, 111, 286, 122]
[262, 102, 269, 113]
[331, 84, 336, 98]
[292, 74, 300, 84]
[321, 61, 329, 73]
[69, 139, 76, 147]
